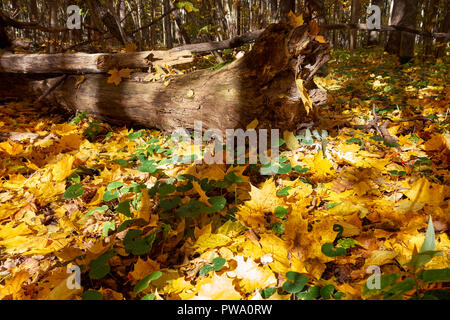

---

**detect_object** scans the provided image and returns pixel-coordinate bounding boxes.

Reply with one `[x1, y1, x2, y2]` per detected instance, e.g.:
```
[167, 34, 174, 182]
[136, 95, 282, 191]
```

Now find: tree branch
[320, 23, 450, 40]
[171, 29, 264, 53]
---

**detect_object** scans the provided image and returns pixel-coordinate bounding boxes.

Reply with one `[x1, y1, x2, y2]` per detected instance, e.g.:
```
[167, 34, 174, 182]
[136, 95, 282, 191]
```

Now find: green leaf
[212, 257, 226, 271]
[69, 173, 81, 183]
[133, 271, 162, 294]
[389, 170, 406, 177]
[63, 184, 84, 199]
[102, 221, 115, 237]
[370, 135, 384, 142]
[409, 250, 442, 270]
[272, 222, 285, 235]
[85, 205, 108, 217]
[103, 190, 119, 202]
[277, 187, 291, 196]
[202, 196, 226, 213]
[123, 229, 155, 255]
[275, 161, 292, 174]
[225, 171, 243, 184]
[82, 290, 102, 300]
[138, 160, 158, 173]
[274, 206, 289, 218]
[128, 131, 145, 140]
[160, 197, 181, 211]
[158, 183, 176, 198]
[418, 268, 450, 283]
[282, 272, 308, 294]
[89, 250, 115, 280]
[320, 284, 335, 300]
[117, 219, 134, 233]
[199, 264, 214, 276]
[383, 278, 416, 299]
[176, 199, 204, 218]
[337, 238, 361, 250]
[293, 165, 309, 174]
[333, 291, 345, 300]
[363, 273, 400, 296]
[383, 141, 400, 148]
[297, 286, 321, 300]
[115, 200, 132, 217]
[321, 243, 346, 257]
[260, 287, 276, 299]
[326, 202, 340, 210]
[141, 293, 156, 300]
[346, 137, 363, 145]
[106, 181, 124, 191]
[116, 159, 129, 166]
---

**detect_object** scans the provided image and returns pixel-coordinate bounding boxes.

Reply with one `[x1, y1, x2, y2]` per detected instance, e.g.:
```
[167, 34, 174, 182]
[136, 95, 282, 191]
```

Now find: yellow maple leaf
[0, 271, 30, 299]
[296, 78, 313, 114]
[311, 150, 333, 179]
[51, 154, 75, 182]
[194, 232, 232, 253]
[190, 273, 241, 300]
[287, 11, 304, 28]
[315, 35, 326, 43]
[237, 178, 283, 229]
[129, 257, 160, 283]
[404, 177, 444, 206]
[107, 68, 132, 86]
[227, 255, 277, 293]
[137, 188, 151, 222]
[283, 131, 300, 151]
[259, 233, 306, 275]
[364, 250, 398, 267]
[0, 140, 24, 156]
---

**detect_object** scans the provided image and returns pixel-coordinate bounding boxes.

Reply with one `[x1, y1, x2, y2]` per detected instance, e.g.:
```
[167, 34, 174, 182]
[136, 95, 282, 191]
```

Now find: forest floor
[0, 48, 449, 300]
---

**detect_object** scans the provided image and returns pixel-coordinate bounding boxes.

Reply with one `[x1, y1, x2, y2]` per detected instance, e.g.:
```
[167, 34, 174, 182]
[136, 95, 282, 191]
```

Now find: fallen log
[0, 23, 330, 132]
[0, 50, 193, 74]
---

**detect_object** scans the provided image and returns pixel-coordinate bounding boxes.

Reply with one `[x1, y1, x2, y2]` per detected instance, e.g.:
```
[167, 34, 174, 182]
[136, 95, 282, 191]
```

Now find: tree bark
[350, 0, 361, 51]
[0, 23, 330, 133]
[436, 0, 450, 58]
[163, 0, 173, 48]
[0, 50, 193, 74]
[280, 0, 296, 22]
[86, 0, 131, 45]
[385, 0, 419, 63]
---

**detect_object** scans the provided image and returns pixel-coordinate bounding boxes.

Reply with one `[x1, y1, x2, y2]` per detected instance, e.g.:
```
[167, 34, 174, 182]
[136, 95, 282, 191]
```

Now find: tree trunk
[385, 0, 419, 63]
[49, 0, 57, 53]
[436, 0, 449, 58]
[280, 0, 296, 22]
[0, 23, 330, 133]
[0, 13, 11, 48]
[350, 0, 361, 51]
[163, 0, 173, 48]
[87, 0, 130, 45]
[0, 50, 193, 74]
[270, 0, 278, 22]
